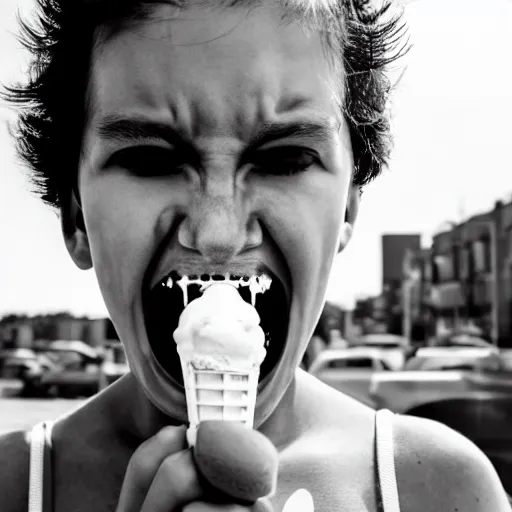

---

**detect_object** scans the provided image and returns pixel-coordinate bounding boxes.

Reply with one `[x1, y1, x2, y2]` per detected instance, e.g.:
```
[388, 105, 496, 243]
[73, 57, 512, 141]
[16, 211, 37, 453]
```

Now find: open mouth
[142, 271, 289, 385]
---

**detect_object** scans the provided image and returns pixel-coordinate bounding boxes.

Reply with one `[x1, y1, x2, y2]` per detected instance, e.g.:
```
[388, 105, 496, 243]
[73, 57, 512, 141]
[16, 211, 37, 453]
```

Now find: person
[1, 0, 510, 511]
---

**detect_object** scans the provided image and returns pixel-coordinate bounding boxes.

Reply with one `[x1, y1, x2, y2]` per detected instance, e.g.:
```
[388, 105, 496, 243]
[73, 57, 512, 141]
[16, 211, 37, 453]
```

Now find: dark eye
[106, 146, 184, 177]
[251, 147, 319, 176]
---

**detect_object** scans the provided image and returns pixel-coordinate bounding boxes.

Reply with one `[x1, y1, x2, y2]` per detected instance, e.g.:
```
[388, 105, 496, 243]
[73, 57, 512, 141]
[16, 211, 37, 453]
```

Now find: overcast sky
[1, 0, 511, 317]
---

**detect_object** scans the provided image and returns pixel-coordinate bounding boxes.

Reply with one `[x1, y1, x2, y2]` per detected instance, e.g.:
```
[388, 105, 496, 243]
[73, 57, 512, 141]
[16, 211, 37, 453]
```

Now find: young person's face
[70, 1, 357, 423]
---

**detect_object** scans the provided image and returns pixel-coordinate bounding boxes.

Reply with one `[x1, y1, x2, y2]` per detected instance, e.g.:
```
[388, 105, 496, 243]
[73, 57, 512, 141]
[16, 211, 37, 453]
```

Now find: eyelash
[106, 145, 319, 177]
[250, 147, 320, 176]
[106, 146, 183, 177]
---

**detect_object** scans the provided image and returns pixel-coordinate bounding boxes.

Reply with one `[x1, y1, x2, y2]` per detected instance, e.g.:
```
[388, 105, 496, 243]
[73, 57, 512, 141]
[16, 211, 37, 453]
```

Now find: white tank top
[28, 409, 401, 512]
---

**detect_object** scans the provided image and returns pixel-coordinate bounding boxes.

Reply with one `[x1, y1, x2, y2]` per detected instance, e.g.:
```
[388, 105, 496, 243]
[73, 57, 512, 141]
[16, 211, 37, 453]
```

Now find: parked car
[308, 348, 390, 407]
[369, 346, 510, 414]
[21, 342, 103, 398]
[432, 327, 493, 348]
[348, 333, 408, 370]
[404, 346, 500, 371]
[0, 348, 40, 379]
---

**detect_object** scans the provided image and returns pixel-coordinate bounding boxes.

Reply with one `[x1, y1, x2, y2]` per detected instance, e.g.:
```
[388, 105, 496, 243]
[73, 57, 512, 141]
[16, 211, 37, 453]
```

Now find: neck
[106, 372, 300, 448]
[258, 374, 299, 449]
[108, 373, 181, 443]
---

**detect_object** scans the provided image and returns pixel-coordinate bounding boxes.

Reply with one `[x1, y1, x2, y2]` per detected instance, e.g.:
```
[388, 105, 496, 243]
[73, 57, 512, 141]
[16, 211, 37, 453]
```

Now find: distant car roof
[314, 348, 387, 362]
[352, 334, 408, 347]
[414, 346, 498, 358]
[0, 348, 36, 359]
[45, 340, 99, 359]
[435, 334, 493, 348]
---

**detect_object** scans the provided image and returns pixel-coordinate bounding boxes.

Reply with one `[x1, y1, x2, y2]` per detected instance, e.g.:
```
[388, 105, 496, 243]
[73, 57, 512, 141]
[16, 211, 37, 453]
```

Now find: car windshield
[327, 357, 374, 369]
[352, 342, 401, 349]
[43, 351, 83, 368]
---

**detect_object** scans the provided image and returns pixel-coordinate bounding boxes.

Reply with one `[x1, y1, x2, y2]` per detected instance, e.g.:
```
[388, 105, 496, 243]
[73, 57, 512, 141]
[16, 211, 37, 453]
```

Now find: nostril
[177, 218, 198, 251]
[244, 217, 263, 251]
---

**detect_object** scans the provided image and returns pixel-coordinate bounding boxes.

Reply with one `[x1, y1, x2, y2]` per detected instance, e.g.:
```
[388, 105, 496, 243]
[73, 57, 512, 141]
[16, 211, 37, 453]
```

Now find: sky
[1, 0, 511, 317]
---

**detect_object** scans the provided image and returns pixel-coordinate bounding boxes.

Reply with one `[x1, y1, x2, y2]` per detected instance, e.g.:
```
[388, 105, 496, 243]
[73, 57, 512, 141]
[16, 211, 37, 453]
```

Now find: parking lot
[0, 380, 84, 435]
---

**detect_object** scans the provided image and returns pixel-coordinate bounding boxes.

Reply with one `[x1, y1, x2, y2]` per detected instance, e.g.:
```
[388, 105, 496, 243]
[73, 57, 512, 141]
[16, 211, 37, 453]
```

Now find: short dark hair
[3, 0, 409, 210]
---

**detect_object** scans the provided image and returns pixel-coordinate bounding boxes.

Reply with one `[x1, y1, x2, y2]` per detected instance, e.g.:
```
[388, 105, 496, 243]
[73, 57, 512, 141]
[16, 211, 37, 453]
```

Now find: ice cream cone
[182, 360, 259, 445]
[173, 281, 267, 446]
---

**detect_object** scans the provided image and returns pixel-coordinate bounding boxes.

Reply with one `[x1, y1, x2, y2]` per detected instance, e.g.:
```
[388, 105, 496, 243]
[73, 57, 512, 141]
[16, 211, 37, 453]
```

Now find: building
[402, 247, 435, 344]
[0, 314, 113, 349]
[381, 234, 422, 336]
[409, 199, 512, 347]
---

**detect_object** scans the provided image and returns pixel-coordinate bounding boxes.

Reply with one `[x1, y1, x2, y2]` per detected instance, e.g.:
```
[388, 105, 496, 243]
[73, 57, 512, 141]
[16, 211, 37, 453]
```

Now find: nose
[178, 192, 262, 265]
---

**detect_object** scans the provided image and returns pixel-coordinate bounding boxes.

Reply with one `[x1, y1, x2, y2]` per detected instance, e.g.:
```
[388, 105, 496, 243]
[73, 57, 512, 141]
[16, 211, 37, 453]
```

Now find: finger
[116, 425, 188, 512]
[182, 498, 274, 512]
[183, 504, 248, 512]
[140, 448, 204, 512]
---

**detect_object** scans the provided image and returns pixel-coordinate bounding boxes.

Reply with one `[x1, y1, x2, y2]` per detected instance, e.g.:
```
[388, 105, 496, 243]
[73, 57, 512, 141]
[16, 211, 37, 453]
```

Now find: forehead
[87, 1, 342, 140]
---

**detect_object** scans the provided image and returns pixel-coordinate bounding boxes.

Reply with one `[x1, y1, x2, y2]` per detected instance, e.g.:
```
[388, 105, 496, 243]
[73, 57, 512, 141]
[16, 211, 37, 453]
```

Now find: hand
[115, 425, 204, 512]
[182, 499, 274, 511]
[115, 424, 276, 512]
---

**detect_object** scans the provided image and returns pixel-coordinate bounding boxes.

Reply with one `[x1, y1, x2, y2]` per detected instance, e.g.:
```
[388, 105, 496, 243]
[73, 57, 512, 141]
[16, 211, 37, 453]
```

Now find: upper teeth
[164, 274, 272, 307]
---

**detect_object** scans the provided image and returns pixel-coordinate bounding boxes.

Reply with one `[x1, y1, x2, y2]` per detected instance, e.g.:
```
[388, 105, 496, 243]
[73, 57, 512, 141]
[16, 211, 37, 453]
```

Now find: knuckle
[154, 450, 203, 507]
[161, 449, 197, 488]
[253, 497, 274, 512]
[128, 450, 154, 480]
[154, 425, 184, 446]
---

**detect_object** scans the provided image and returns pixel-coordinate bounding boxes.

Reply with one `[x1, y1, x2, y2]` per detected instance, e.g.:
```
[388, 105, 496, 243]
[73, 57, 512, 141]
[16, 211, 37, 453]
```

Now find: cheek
[81, 178, 161, 309]
[256, 174, 347, 285]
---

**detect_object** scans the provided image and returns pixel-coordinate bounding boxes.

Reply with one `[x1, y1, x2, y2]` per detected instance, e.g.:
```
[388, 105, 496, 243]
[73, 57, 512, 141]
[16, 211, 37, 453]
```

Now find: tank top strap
[29, 421, 54, 512]
[375, 409, 401, 512]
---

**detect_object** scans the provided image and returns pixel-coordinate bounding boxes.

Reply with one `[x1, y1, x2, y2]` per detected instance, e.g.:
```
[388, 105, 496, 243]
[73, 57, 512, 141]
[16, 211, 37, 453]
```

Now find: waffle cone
[181, 359, 259, 445]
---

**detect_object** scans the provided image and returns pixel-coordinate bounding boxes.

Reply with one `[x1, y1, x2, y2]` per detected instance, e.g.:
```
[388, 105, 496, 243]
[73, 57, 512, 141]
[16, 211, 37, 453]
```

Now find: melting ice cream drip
[166, 274, 272, 307]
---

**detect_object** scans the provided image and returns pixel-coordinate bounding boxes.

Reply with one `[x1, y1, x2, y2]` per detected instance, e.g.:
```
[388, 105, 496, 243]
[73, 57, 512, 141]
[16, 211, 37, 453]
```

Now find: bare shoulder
[292, 371, 376, 464]
[0, 429, 30, 512]
[294, 369, 376, 433]
[282, 371, 379, 510]
[393, 413, 511, 512]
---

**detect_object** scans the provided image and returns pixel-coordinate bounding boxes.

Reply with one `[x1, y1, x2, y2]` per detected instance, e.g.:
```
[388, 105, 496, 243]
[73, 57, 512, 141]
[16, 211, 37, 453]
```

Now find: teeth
[163, 273, 272, 307]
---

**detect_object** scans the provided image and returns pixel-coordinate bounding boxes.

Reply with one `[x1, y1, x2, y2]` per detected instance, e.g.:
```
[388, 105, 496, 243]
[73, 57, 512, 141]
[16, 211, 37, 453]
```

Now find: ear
[338, 185, 361, 253]
[60, 192, 93, 270]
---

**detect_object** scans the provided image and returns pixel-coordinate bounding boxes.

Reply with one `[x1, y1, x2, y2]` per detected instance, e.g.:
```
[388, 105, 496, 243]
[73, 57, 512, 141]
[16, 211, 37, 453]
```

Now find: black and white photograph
[1, 0, 512, 510]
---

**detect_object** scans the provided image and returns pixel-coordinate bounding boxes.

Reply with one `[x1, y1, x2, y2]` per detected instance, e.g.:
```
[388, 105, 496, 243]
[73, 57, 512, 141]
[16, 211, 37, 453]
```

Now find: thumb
[252, 497, 275, 512]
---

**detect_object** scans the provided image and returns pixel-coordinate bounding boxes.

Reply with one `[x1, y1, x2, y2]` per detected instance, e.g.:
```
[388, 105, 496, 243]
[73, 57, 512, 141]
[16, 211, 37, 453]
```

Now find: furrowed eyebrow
[248, 120, 338, 148]
[95, 115, 192, 148]
[94, 115, 339, 166]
